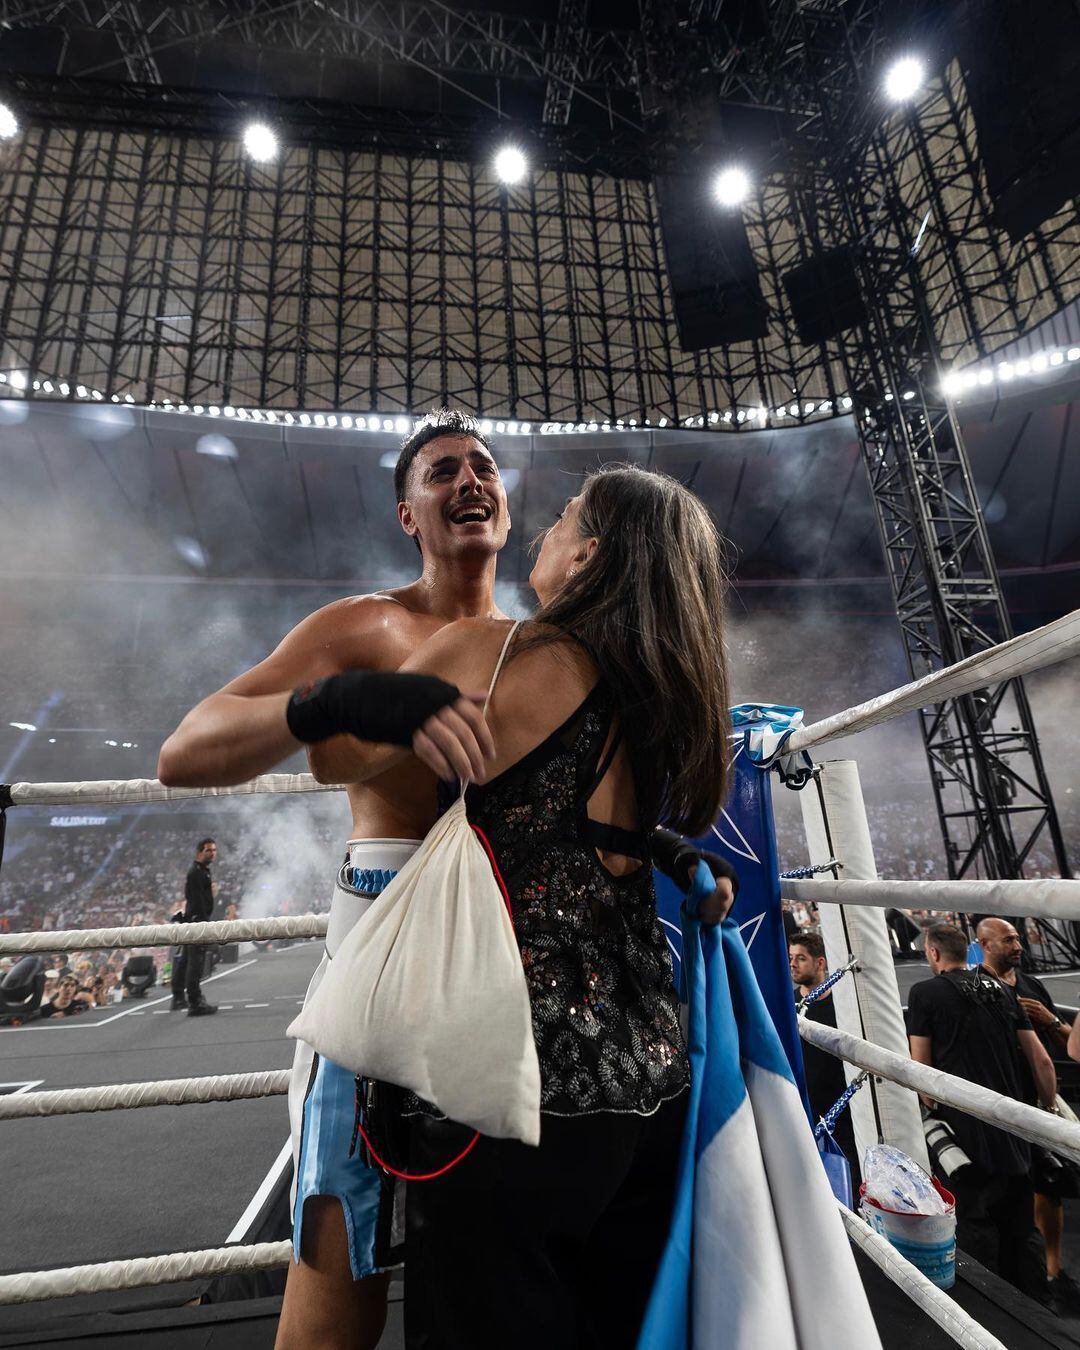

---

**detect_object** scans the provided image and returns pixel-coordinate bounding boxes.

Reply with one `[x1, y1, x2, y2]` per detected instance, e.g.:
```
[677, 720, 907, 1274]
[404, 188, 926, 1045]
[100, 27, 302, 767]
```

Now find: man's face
[55, 977, 78, 1007]
[398, 436, 510, 560]
[981, 921, 1023, 972]
[198, 843, 217, 864]
[789, 945, 825, 990]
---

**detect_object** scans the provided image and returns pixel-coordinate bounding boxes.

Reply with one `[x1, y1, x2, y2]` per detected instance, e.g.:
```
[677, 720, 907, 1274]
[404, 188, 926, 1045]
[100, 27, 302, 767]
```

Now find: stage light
[1031, 352, 1048, 372]
[8, 370, 27, 390]
[1068, 347, 1080, 362]
[997, 363, 1014, 381]
[977, 370, 993, 386]
[243, 121, 278, 162]
[0, 103, 17, 140]
[712, 166, 750, 207]
[883, 56, 925, 103]
[840, 395, 853, 409]
[493, 146, 527, 184]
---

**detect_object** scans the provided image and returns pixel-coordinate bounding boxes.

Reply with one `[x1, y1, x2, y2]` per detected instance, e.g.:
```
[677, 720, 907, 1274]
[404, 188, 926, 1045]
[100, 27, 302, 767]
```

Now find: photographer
[907, 922, 1056, 1303]
[38, 974, 94, 1018]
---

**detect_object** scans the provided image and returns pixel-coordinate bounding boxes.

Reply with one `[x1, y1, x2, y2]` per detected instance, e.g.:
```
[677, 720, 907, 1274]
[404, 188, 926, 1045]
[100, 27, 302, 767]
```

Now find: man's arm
[908, 1033, 937, 1110]
[158, 598, 387, 787]
[1018, 1028, 1059, 1109]
[1017, 994, 1072, 1049]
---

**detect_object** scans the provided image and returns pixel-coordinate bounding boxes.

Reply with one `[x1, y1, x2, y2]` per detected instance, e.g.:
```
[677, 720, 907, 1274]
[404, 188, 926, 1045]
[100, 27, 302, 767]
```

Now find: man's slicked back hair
[393, 409, 492, 504]
[926, 922, 968, 963]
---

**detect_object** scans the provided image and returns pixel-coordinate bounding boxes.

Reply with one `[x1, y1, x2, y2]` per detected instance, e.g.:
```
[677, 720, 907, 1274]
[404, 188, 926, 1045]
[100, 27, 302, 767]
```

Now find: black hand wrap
[651, 827, 740, 899]
[286, 670, 462, 747]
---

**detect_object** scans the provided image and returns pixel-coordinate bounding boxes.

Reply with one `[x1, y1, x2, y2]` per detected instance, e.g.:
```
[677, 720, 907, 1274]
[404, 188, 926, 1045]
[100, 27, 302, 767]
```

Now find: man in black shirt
[39, 974, 94, 1018]
[790, 932, 858, 1176]
[174, 838, 218, 1017]
[977, 917, 1080, 1312]
[907, 922, 1056, 1302]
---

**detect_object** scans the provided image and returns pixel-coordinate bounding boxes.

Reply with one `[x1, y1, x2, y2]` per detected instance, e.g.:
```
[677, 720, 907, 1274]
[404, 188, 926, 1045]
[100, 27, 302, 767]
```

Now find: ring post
[798, 759, 929, 1172]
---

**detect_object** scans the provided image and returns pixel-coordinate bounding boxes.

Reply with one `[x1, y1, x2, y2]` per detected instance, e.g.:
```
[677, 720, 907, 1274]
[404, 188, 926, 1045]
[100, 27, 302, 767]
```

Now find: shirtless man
[157, 409, 510, 1350]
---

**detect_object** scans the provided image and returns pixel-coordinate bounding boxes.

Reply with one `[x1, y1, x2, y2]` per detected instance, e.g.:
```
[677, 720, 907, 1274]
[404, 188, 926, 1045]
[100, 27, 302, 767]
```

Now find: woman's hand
[697, 873, 736, 926]
[412, 694, 496, 783]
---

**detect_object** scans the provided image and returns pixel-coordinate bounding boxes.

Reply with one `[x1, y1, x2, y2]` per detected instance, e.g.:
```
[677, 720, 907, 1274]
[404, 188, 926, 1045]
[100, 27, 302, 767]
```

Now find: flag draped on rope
[638, 865, 881, 1350]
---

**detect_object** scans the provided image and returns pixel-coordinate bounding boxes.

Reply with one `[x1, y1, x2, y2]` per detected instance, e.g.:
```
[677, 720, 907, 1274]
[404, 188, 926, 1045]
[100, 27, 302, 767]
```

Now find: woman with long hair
[285, 464, 734, 1347]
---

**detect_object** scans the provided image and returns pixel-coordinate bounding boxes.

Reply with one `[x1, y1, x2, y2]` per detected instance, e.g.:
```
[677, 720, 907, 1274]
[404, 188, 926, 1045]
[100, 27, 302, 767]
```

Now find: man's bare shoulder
[301, 588, 439, 641]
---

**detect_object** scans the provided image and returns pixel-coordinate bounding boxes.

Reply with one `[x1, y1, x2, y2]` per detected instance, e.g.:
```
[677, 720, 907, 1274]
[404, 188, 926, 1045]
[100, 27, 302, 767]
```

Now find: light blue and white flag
[639, 864, 881, 1350]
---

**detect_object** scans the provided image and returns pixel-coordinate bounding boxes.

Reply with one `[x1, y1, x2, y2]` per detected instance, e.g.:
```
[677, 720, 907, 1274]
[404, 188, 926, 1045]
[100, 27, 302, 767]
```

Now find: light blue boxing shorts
[289, 837, 420, 1278]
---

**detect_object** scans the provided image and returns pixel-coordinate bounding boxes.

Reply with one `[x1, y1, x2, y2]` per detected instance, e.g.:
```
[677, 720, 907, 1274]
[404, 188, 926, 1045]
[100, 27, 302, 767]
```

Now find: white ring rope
[838, 1207, 1006, 1350]
[786, 607, 1080, 754]
[0, 1240, 291, 1305]
[0, 1069, 288, 1120]
[781, 877, 1080, 922]
[5, 771, 338, 807]
[0, 912, 327, 956]
[800, 1017, 1080, 1165]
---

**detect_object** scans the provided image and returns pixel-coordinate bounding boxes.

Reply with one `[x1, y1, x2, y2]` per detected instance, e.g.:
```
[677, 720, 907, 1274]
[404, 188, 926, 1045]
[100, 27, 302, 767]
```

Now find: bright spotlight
[493, 146, 527, 184]
[713, 166, 750, 207]
[242, 121, 278, 162]
[0, 103, 18, 140]
[883, 56, 925, 103]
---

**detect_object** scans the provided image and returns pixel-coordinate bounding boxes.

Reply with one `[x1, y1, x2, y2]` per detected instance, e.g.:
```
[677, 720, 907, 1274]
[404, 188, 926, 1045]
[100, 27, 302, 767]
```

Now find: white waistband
[344, 838, 422, 869]
[326, 837, 421, 959]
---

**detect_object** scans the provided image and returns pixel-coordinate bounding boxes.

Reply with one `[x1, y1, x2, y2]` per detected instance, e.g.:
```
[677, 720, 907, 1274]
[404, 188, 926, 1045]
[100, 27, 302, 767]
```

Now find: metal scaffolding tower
[781, 6, 1074, 930]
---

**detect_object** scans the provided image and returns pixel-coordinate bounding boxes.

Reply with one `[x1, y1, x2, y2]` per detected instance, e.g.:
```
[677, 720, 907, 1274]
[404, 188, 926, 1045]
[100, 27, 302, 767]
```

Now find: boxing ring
[0, 606, 1078, 1347]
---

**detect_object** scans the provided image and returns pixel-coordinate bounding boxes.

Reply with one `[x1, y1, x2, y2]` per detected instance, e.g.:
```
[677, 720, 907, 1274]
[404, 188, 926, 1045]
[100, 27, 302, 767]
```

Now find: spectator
[978, 916, 1080, 1312]
[39, 974, 94, 1018]
[790, 932, 858, 1175]
[907, 922, 1057, 1303]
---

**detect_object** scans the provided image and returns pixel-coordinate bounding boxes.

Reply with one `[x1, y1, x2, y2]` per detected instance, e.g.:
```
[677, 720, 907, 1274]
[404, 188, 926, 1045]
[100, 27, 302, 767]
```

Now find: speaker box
[782, 246, 867, 346]
[952, 0, 1080, 242]
[655, 173, 769, 350]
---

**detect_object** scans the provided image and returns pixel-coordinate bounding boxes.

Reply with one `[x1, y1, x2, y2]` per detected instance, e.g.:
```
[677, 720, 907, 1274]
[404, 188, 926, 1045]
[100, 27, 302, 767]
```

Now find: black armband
[286, 670, 461, 747]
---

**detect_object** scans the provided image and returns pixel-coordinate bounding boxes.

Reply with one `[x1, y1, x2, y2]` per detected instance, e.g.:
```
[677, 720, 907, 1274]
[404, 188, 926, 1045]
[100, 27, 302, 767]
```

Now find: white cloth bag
[287, 622, 542, 1146]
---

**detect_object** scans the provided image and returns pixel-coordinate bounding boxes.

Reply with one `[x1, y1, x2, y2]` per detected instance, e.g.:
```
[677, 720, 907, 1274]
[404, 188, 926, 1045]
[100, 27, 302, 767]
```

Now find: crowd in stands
[1, 763, 1075, 989]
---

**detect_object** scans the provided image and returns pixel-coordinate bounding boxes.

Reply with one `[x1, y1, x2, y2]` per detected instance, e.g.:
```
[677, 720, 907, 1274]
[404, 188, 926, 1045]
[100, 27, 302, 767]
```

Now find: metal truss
[772, 3, 1074, 897]
[0, 0, 639, 90]
[0, 3, 1075, 443]
[542, 0, 591, 125]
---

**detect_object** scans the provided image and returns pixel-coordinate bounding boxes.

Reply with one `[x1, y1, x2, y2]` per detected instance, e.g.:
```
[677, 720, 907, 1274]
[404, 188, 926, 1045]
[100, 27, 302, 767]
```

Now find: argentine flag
[639, 865, 881, 1350]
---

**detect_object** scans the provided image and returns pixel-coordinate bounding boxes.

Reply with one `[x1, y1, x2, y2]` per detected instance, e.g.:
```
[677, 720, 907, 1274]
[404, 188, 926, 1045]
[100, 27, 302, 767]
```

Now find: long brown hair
[528, 464, 731, 835]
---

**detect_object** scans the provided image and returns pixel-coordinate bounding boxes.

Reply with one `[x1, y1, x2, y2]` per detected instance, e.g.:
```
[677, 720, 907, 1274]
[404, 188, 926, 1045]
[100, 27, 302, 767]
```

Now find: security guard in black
[180, 838, 218, 1015]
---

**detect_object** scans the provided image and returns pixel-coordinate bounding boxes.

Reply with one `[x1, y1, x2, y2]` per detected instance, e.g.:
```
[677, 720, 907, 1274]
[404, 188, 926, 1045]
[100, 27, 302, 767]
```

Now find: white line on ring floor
[0, 959, 258, 1033]
[226, 1138, 293, 1244]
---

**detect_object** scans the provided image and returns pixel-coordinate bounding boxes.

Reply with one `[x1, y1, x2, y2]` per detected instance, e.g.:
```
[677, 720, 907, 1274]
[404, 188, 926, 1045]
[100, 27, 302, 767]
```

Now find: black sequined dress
[442, 679, 689, 1119]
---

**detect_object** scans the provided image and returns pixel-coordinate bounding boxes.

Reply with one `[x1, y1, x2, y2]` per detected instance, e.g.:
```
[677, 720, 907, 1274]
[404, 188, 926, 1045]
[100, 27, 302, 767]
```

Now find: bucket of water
[859, 1178, 956, 1289]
